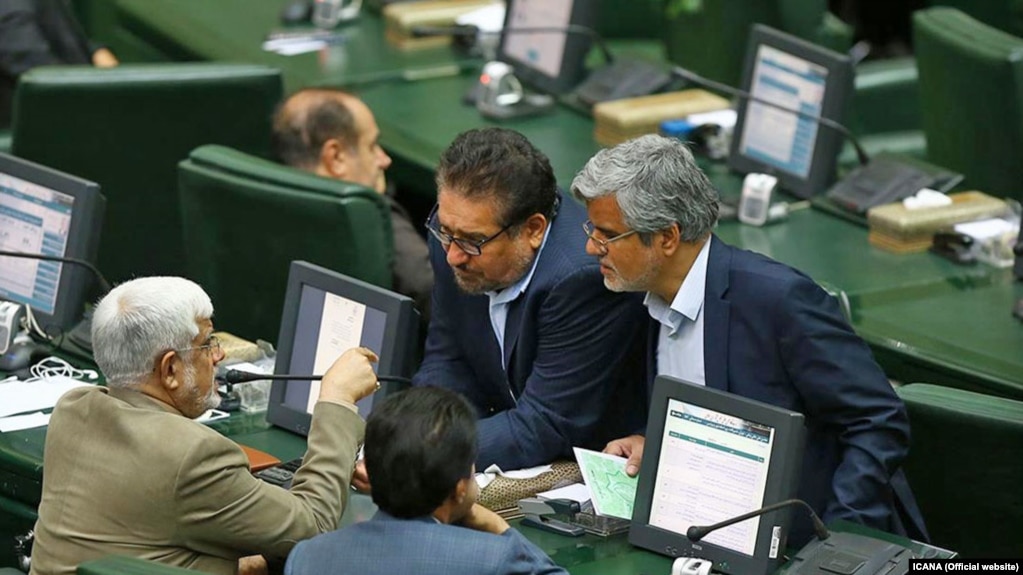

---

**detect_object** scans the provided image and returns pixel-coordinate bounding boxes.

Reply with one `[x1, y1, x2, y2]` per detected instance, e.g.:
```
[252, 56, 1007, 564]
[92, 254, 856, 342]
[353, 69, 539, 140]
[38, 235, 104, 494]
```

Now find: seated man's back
[285, 387, 568, 575]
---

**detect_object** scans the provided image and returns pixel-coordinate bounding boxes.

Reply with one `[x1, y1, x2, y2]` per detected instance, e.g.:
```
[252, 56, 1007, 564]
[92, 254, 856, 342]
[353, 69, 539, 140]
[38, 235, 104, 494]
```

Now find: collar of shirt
[643, 238, 711, 336]
[487, 223, 550, 307]
[486, 225, 551, 358]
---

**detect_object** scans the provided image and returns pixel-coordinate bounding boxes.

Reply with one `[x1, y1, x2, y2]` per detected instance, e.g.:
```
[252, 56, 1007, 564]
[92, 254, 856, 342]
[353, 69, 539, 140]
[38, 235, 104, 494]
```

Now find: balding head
[272, 88, 390, 192]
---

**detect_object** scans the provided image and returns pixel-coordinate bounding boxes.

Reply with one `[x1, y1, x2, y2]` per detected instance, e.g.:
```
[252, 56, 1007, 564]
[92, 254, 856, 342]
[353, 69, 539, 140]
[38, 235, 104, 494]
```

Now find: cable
[26, 356, 98, 383]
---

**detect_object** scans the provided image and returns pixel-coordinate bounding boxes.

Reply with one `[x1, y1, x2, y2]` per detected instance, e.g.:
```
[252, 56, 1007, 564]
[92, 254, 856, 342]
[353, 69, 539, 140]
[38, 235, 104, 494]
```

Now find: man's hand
[459, 503, 509, 535]
[318, 347, 379, 406]
[604, 434, 645, 477]
[91, 48, 118, 68]
[351, 459, 371, 493]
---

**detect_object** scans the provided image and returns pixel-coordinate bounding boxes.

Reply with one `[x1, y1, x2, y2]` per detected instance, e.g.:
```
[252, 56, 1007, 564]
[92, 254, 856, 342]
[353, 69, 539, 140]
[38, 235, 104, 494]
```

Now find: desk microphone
[668, 66, 870, 168]
[0, 250, 111, 354]
[410, 24, 670, 105]
[0, 250, 111, 294]
[686, 498, 830, 543]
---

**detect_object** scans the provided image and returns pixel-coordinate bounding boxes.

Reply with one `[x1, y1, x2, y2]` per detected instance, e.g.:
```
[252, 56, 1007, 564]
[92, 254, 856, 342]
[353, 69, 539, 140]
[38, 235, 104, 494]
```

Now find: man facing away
[571, 134, 928, 545]
[272, 88, 433, 321]
[30, 276, 380, 575]
[404, 127, 647, 472]
[285, 386, 568, 575]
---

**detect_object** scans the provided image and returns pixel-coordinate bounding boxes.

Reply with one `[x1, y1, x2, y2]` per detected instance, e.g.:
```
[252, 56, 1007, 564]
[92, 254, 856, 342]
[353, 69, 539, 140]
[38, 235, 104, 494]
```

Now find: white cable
[21, 305, 52, 341]
[25, 356, 98, 383]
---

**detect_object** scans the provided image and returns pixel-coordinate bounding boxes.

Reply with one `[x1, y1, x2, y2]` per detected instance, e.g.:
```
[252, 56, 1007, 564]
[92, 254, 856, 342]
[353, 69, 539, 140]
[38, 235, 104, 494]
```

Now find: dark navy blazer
[646, 236, 927, 545]
[414, 194, 646, 470]
[284, 511, 568, 575]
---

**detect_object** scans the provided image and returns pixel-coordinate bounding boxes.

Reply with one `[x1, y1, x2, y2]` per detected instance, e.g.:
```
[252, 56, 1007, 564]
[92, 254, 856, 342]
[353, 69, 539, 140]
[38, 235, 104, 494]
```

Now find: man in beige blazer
[29, 276, 380, 575]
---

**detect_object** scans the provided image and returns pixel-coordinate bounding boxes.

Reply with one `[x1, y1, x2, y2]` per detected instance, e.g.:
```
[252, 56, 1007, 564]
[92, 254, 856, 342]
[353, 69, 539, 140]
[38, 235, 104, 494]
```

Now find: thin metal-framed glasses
[176, 335, 222, 357]
[424, 204, 513, 256]
[582, 220, 638, 253]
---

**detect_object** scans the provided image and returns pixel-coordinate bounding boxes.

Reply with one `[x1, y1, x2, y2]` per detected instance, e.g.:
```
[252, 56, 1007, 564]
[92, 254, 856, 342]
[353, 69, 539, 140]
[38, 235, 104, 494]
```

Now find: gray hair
[571, 134, 719, 242]
[91, 277, 214, 388]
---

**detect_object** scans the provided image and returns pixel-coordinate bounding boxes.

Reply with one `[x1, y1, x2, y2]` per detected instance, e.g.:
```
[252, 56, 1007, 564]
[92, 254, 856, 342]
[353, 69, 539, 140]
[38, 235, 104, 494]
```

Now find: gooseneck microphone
[410, 24, 615, 65]
[223, 369, 412, 386]
[686, 499, 830, 543]
[669, 66, 870, 167]
[0, 249, 112, 294]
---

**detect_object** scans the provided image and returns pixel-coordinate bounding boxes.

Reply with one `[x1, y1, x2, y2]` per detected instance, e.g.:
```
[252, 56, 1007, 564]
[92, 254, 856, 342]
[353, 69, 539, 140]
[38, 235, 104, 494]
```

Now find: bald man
[272, 89, 433, 320]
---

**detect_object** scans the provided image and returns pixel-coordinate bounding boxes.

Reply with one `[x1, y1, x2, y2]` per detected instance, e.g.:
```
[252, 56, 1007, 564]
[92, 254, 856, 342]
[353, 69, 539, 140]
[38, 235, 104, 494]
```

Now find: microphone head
[224, 370, 251, 385]
[686, 525, 708, 541]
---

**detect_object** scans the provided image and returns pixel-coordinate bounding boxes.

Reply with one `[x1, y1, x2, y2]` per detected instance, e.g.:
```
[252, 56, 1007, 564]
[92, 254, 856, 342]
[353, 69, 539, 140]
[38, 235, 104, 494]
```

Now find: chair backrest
[896, 383, 1023, 557]
[178, 145, 393, 343]
[661, 0, 852, 86]
[914, 7, 1023, 202]
[11, 63, 283, 282]
[928, 0, 1023, 39]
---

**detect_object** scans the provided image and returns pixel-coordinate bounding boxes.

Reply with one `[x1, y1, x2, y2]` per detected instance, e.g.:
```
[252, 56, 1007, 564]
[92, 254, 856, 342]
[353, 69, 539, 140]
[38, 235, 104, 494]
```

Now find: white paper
[955, 218, 1017, 240]
[538, 482, 592, 503]
[475, 463, 553, 489]
[0, 411, 50, 432]
[269, 40, 327, 56]
[0, 375, 94, 418]
[456, 3, 505, 32]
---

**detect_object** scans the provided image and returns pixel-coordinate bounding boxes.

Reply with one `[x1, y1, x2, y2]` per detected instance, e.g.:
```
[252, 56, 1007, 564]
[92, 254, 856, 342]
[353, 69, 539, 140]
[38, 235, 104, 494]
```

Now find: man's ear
[319, 138, 350, 179]
[658, 222, 682, 256]
[157, 350, 182, 392]
[453, 476, 470, 504]
[523, 213, 548, 249]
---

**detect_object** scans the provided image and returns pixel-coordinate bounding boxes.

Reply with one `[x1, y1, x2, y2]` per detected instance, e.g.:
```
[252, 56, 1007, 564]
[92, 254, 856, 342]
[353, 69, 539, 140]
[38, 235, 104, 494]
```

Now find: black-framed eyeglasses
[424, 204, 513, 257]
[582, 220, 638, 254]
[176, 335, 222, 357]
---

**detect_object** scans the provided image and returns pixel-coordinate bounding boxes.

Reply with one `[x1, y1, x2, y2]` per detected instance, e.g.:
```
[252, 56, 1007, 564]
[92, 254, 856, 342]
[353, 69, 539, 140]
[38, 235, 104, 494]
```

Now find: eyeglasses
[582, 220, 638, 254]
[177, 335, 222, 357]
[424, 204, 513, 257]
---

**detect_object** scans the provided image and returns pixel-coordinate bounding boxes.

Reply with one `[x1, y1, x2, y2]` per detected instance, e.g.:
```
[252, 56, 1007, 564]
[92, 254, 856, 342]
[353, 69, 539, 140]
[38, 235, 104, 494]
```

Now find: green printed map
[574, 447, 639, 520]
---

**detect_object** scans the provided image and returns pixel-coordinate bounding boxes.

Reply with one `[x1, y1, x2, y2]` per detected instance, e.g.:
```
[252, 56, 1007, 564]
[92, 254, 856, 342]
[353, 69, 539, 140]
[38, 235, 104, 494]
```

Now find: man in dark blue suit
[408, 128, 646, 471]
[285, 387, 568, 575]
[571, 134, 927, 545]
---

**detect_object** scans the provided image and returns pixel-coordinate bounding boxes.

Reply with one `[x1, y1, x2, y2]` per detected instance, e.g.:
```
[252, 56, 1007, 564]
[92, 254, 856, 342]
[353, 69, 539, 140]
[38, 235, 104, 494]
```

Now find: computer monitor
[0, 152, 105, 334]
[630, 376, 806, 575]
[265, 260, 419, 436]
[728, 24, 854, 200]
[497, 0, 596, 95]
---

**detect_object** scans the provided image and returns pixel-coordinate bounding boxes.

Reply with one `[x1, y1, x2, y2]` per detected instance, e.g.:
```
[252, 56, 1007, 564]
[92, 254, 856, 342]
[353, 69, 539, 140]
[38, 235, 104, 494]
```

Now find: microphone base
[787, 531, 916, 575]
[477, 93, 556, 121]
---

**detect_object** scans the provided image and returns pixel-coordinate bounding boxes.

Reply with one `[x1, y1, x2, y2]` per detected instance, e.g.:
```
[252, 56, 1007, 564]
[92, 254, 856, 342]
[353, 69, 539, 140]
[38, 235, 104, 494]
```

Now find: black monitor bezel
[496, 0, 597, 95]
[728, 24, 854, 200]
[266, 260, 418, 436]
[0, 152, 104, 334]
[629, 376, 806, 575]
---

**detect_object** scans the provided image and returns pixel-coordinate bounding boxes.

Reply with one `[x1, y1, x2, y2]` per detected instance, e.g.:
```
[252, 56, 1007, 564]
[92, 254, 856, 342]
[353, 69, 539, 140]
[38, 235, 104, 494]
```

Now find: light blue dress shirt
[645, 239, 711, 385]
[487, 227, 551, 369]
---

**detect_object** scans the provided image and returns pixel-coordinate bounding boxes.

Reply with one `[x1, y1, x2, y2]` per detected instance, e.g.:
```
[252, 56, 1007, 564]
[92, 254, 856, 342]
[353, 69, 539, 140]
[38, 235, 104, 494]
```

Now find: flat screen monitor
[630, 376, 806, 575]
[266, 260, 418, 436]
[728, 24, 853, 199]
[0, 152, 104, 334]
[497, 0, 596, 94]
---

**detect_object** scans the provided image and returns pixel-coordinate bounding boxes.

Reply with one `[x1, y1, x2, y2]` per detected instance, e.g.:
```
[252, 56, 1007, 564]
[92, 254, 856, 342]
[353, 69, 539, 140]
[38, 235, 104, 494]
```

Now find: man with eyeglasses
[375, 127, 645, 474]
[30, 276, 381, 575]
[571, 134, 927, 546]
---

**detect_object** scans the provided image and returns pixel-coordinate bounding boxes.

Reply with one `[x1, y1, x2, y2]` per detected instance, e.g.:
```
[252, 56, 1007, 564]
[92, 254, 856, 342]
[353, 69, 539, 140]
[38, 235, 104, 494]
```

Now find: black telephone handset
[825, 155, 963, 214]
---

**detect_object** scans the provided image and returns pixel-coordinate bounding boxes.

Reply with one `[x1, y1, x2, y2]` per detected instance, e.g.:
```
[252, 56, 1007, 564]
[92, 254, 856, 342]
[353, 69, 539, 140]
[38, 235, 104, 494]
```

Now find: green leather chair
[928, 0, 1023, 39]
[896, 383, 1023, 557]
[11, 63, 283, 283]
[660, 0, 853, 87]
[178, 145, 393, 343]
[913, 7, 1023, 202]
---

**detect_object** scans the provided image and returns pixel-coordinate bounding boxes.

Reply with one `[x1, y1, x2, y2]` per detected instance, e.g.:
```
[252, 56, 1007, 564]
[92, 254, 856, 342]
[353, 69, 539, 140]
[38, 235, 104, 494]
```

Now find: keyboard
[254, 457, 302, 489]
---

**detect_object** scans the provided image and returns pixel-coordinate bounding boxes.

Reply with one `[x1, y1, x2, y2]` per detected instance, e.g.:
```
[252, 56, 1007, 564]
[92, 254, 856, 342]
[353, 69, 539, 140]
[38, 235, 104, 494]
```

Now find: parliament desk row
[1, 399, 954, 574]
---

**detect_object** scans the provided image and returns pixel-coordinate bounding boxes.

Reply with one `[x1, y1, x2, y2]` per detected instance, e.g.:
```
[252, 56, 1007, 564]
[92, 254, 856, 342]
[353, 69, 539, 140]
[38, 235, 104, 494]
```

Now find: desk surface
[104, 1, 1023, 396]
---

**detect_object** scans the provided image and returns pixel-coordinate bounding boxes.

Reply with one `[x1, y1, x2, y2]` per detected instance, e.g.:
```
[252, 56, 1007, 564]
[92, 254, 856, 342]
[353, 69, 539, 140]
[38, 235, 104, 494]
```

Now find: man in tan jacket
[29, 276, 379, 575]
